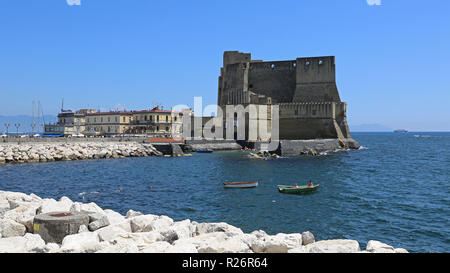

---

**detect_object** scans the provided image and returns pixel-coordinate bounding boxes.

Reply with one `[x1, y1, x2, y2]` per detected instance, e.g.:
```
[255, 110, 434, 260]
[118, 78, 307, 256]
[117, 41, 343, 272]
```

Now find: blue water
[0, 132, 449, 252]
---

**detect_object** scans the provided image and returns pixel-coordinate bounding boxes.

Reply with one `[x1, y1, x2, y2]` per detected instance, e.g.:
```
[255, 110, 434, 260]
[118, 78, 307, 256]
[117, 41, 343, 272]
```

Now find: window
[150, 116, 153, 121]
[295, 109, 298, 116]
[165, 126, 169, 131]
[312, 110, 317, 116]
[166, 116, 168, 122]
[157, 116, 159, 121]
[123, 117, 126, 122]
[156, 126, 159, 131]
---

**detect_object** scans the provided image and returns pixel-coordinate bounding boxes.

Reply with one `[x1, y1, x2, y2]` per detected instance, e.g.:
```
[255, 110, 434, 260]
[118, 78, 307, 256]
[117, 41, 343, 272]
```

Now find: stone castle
[217, 51, 353, 142]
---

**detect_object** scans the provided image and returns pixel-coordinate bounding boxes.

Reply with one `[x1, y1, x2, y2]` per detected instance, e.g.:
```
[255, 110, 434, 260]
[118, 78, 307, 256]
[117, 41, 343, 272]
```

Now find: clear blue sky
[0, 0, 449, 131]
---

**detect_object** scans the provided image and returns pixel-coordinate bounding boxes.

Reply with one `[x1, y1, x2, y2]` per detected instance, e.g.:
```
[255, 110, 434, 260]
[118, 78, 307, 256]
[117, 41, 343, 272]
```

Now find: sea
[0, 132, 449, 253]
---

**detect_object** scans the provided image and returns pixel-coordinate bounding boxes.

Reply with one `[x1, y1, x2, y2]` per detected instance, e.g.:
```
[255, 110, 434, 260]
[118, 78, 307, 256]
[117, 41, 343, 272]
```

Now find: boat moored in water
[196, 149, 213, 153]
[224, 181, 258, 188]
[277, 184, 319, 194]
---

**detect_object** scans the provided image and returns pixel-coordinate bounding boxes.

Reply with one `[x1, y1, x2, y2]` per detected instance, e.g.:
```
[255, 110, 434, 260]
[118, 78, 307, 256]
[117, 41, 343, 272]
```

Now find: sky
[0, 0, 449, 131]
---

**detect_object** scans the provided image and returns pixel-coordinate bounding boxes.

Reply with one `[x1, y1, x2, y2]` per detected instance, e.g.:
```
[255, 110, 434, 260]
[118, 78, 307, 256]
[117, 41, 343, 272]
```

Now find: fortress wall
[279, 118, 338, 140]
[247, 61, 297, 103]
[293, 56, 341, 102]
[220, 63, 246, 105]
[277, 102, 347, 140]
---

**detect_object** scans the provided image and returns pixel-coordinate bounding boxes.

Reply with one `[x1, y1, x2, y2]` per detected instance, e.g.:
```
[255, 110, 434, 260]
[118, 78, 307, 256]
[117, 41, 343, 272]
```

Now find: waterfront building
[85, 111, 132, 136]
[128, 106, 183, 138]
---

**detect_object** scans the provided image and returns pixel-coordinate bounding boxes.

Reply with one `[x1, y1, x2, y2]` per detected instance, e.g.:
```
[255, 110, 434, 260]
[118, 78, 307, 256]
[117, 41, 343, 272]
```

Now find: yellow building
[129, 106, 181, 137]
[85, 111, 132, 135]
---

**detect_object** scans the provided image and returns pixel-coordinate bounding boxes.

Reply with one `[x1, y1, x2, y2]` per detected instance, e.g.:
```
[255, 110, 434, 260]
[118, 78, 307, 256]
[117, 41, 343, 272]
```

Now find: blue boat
[196, 149, 213, 153]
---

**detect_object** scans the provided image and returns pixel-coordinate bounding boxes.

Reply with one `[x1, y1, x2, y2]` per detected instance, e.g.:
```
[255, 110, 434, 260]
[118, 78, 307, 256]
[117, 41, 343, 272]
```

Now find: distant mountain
[0, 115, 57, 134]
[350, 123, 393, 132]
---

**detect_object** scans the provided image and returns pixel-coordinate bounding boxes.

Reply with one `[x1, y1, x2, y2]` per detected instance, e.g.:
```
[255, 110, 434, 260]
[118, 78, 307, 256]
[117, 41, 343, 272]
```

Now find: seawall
[0, 190, 409, 253]
[0, 142, 164, 164]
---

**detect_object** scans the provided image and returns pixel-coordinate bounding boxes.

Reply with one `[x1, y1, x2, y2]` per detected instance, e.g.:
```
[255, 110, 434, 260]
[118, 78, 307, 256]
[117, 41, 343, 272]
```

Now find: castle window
[312, 110, 317, 116]
[293, 62, 296, 67]
[319, 60, 323, 65]
[249, 84, 253, 88]
[295, 109, 298, 116]
[271, 64, 275, 69]
[305, 61, 310, 66]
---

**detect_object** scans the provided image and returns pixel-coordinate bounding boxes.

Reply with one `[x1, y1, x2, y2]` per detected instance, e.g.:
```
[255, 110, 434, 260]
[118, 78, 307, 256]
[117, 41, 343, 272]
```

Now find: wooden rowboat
[224, 181, 258, 188]
[277, 184, 319, 194]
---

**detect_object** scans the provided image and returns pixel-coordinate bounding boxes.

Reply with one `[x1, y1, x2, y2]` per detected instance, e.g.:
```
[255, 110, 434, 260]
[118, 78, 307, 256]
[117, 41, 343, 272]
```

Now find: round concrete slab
[33, 211, 89, 244]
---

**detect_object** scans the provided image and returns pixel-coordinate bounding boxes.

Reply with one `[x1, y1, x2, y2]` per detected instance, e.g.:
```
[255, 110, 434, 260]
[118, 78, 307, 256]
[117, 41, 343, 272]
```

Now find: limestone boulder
[305, 239, 361, 253]
[173, 232, 251, 253]
[88, 213, 110, 231]
[250, 233, 303, 253]
[0, 233, 46, 253]
[125, 209, 143, 219]
[301, 231, 315, 245]
[60, 232, 102, 253]
[366, 240, 395, 253]
[194, 222, 244, 237]
[38, 197, 73, 214]
[0, 218, 26, 238]
[103, 209, 125, 225]
[96, 225, 129, 242]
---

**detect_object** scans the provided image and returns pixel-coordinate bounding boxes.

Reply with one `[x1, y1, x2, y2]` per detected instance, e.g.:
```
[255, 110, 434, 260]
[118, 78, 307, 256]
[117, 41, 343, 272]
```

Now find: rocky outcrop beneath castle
[275, 138, 360, 156]
[0, 190, 408, 253]
[0, 142, 165, 164]
[184, 140, 243, 152]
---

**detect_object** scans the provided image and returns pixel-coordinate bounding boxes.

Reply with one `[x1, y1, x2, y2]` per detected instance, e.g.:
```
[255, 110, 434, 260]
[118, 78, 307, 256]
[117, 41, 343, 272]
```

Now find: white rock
[0, 218, 26, 238]
[103, 209, 125, 225]
[70, 202, 105, 215]
[60, 232, 101, 253]
[302, 231, 315, 245]
[366, 240, 395, 253]
[88, 215, 110, 231]
[43, 243, 61, 253]
[97, 225, 129, 242]
[249, 233, 302, 253]
[0, 233, 46, 253]
[394, 248, 409, 253]
[78, 225, 89, 233]
[23, 233, 46, 253]
[306, 239, 361, 253]
[96, 241, 139, 253]
[125, 209, 143, 219]
[174, 232, 251, 253]
[111, 231, 163, 250]
[129, 214, 159, 232]
[287, 246, 307, 253]
[140, 241, 174, 253]
[3, 202, 40, 232]
[194, 222, 244, 236]
[39, 198, 73, 214]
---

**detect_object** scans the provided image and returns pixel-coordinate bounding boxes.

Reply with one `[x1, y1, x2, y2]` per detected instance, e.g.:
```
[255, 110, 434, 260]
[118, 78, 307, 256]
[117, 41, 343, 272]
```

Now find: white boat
[223, 181, 258, 188]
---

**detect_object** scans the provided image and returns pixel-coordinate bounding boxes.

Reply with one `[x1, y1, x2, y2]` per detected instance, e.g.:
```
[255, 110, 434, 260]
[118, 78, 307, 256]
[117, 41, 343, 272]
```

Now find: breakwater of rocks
[0, 190, 409, 253]
[0, 142, 166, 164]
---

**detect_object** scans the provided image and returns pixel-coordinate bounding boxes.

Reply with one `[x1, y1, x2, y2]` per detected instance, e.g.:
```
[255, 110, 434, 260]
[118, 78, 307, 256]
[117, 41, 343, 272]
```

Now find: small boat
[277, 184, 319, 194]
[224, 181, 258, 188]
[196, 149, 213, 153]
